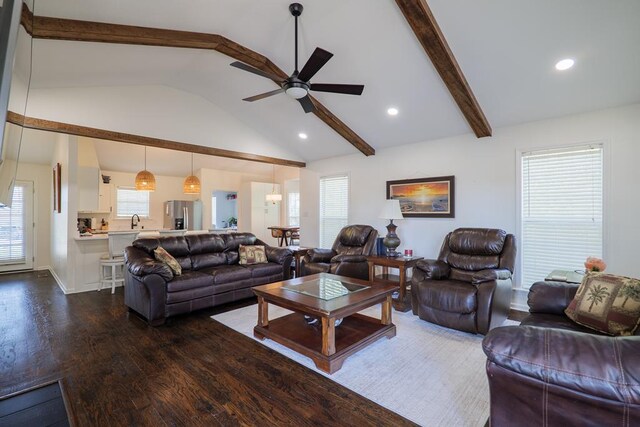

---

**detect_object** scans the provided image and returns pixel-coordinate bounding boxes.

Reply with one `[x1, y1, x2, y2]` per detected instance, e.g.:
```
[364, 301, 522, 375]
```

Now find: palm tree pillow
[565, 272, 640, 336]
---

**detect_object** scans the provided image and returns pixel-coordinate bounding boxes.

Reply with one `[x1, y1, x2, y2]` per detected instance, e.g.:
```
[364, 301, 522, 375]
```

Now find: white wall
[102, 170, 199, 231]
[16, 162, 51, 269]
[300, 103, 640, 295]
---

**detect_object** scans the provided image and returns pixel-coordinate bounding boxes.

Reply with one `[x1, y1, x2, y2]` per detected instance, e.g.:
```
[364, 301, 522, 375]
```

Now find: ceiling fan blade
[297, 48, 333, 82]
[297, 95, 315, 114]
[242, 89, 285, 102]
[310, 83, 364, 96]
[230, 61, 284, 82]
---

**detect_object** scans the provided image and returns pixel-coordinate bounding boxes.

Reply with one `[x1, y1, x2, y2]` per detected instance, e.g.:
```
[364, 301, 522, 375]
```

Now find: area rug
[213, 305, 518, 426]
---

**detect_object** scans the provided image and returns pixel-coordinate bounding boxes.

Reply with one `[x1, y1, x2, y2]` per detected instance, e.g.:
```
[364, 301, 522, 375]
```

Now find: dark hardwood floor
[0, 271, 415, 426]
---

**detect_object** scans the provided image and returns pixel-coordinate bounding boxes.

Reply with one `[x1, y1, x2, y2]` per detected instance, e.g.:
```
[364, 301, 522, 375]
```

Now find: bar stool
[99, 232, 139, 294]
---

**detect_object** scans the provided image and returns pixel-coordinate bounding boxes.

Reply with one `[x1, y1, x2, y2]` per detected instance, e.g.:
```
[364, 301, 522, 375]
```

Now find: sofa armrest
[306, 248, 336, 263]
[415, 259, 450, 280]
[124, 247, 173, 281]
[528, 281, 579, 314]
[331, 254, 367, 263]
[482, 326, 640, 404]
[264, 245, 293, 265]
[472, 268, 512, 284]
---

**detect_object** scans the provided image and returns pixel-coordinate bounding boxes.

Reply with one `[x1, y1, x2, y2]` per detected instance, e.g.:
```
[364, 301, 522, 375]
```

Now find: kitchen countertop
[74, 229, 212, 241]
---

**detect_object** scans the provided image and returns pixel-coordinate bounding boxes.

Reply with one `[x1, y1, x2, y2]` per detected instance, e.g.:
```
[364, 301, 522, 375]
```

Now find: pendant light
[265, 164, 282, 204]
[135, 146, 156, 191]
[183, 153, 201, 194]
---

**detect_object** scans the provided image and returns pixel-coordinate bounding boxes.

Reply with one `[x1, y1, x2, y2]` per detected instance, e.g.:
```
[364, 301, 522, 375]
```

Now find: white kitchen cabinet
[239, 182, 280, 245]
[77, 166, 100, 211]
[98, 181, 113, 213]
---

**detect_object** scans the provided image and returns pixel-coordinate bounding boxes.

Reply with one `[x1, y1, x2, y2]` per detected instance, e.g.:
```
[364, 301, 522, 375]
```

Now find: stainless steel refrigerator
[163, 200, 202, 230]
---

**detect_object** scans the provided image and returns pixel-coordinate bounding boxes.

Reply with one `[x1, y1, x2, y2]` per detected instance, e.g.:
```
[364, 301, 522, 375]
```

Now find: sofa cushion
[191, 253, 227, 270]
[565, 272, 640, 336]
[134, 237, 192, 270]
[338, 225, 372, 247]
[447, 253, 500, 272]
[154, 246, 182, 276]
[239, 245, 267, 265]
[448, 228, 506, 255]
[243, 262, 283, 279]
[223, 233, 257, 251]
[166, 270, 213, 293]
[413, 280, 477, 313]
[186, 234, 226, 255]
[208, 265, 252, 284]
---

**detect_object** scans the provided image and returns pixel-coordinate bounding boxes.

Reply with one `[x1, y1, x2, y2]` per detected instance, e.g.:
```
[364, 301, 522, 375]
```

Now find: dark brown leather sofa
[483, 280, 640, 426]
[411, 228, 516, 334]
[300, 224, 377, 281]
[124, 232, 292, 326]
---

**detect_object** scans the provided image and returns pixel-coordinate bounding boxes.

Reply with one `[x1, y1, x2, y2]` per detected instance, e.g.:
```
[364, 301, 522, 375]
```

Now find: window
[288, 192, 300, 226]
[319, 175, 349, 248]
[0, 181, 33, 270]
[116, 187, 150, 218]
[520, 145, 603, 287]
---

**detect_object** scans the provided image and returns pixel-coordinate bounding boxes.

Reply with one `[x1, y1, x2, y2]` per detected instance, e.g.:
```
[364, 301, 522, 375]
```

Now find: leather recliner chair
[482, 280, 640, 426]
[300, 224, 378, 281]
[411, 228, 516, 334]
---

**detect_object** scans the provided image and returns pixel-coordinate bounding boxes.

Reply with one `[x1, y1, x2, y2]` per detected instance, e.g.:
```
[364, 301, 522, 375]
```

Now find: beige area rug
[213, 305, 519, 426]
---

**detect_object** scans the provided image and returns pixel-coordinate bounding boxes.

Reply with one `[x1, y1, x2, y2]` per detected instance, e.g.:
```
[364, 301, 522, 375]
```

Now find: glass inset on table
[282, 276, 370, 300]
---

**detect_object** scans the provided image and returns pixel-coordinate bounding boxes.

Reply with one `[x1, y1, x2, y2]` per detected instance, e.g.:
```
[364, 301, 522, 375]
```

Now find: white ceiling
[22, 0, 640, 163]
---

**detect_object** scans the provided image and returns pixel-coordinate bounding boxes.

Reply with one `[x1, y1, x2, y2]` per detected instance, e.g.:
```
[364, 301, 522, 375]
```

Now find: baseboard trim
[48, 267, 68, 294]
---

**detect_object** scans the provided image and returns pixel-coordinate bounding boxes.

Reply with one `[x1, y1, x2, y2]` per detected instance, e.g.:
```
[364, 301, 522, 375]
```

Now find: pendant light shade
[266, 164, 282, 204]
[183, 153, 201, 194]
[135, 147, 156, 191]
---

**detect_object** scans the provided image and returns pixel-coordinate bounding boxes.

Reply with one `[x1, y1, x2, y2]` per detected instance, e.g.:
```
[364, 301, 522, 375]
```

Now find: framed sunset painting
[386, 176, 455, 218]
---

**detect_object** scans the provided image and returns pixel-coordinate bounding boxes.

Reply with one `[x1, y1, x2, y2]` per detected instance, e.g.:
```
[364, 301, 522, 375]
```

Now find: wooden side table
[366, 255, 423, 312]
[287, 246, 309, 278]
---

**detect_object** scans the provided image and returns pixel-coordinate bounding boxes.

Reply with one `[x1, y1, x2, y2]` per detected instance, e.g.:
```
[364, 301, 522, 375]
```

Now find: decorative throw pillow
[565, 272, 640, 336]
[154, 246, 182, 276]
[238, 245, 268, 265]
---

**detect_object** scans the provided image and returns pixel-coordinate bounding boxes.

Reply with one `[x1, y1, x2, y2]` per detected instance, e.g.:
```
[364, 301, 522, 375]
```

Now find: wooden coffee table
[252, 273, 397, 374]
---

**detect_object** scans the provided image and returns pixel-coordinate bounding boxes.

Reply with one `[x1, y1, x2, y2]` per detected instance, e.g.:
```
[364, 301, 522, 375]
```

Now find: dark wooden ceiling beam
[19, 3, 375, 156]
[6, 111, 306, 167]
[395, 0, 492, 138]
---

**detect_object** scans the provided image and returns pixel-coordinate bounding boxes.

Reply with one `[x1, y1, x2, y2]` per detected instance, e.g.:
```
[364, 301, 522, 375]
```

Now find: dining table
[268, 226, 300, 247]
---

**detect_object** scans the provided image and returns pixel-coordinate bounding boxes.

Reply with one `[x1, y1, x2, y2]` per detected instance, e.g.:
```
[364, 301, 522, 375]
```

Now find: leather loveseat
[411, 228, 516, 334]
[124, 232, 292, 325]
[300, 224, 377, 281]
[482, 280, 640, 426]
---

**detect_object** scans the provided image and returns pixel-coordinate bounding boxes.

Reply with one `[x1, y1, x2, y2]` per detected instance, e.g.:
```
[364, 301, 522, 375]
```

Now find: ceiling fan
[230, 3, 364, 114]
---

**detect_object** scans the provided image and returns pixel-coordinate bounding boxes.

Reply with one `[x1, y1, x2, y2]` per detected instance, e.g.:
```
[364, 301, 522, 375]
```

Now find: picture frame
[386, 175, 455, 218]
[53, 163, 61, 213]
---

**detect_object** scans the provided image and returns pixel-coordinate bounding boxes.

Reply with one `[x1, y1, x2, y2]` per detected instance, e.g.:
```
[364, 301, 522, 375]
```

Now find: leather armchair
[300, 224, 378, 281]
[411, 228, 516, 334]
[483, 280, 640, 426]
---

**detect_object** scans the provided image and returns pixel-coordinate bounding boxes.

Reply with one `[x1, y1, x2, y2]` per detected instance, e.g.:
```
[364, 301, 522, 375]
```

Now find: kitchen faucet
[131, 214, 140, 229]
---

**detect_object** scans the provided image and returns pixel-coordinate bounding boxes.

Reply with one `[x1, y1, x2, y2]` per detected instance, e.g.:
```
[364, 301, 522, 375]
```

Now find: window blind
[0, 184, 25, 265]
[116, 187, 150, 218]
[288, 192, 300, 226]
[319, 175, 348, 248]
[521, 145, 603, 287]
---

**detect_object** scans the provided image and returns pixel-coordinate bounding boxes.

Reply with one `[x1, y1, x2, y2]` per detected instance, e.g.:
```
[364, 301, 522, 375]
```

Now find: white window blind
[116, 187, 150, 218]
[288, 192, 300, 226]
[319, 175, 348, 248]
[521, 145, 603, 287]
[0, 184, 26, 265]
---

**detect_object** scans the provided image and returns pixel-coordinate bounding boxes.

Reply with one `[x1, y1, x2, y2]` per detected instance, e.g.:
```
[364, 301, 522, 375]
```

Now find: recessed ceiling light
[387, 107, 399, 116]
[555, 58, 574, 71]
[298, 133, 308, 140]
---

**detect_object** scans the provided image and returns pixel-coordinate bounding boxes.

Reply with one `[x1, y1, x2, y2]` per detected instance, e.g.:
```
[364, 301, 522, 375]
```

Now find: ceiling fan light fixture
[298, 132, 308, 139]
[285, 86, 308, 99]
[387, 107, 399, 116]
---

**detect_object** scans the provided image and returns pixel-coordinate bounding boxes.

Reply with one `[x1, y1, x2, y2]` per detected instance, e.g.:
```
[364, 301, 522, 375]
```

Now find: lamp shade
[266, 193, 282, 202]
[135, 170, 156, 191]
[183, 175, 201, 194]
[379, 199, 403, 220]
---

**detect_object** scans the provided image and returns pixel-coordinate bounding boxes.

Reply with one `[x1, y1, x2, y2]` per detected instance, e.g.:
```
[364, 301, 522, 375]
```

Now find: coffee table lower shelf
[254, 312, 396, 374]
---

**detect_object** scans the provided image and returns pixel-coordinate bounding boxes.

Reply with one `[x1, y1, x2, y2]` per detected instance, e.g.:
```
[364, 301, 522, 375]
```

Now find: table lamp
[379, 199, 404, 257]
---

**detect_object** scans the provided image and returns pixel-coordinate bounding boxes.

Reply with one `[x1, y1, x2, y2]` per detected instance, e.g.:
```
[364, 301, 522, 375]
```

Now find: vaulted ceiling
[15, 0, 640, 165]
